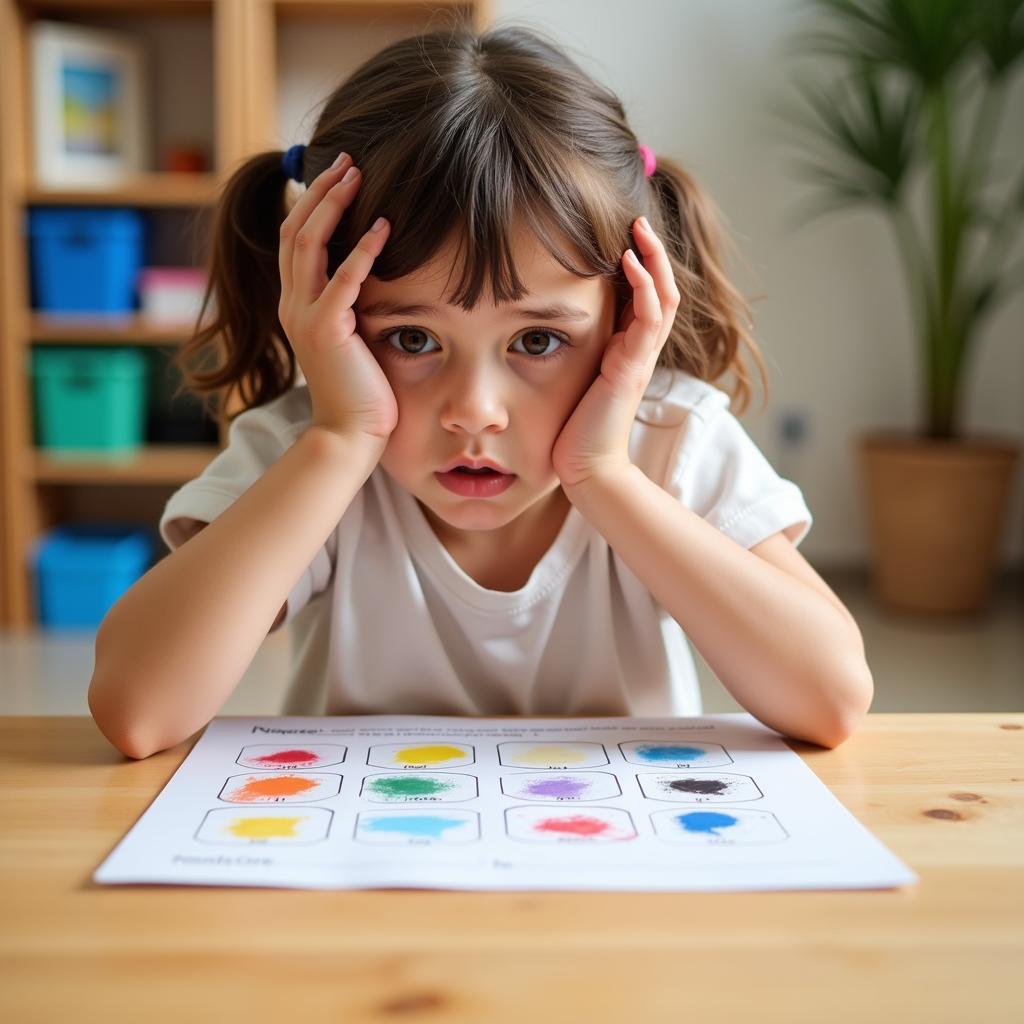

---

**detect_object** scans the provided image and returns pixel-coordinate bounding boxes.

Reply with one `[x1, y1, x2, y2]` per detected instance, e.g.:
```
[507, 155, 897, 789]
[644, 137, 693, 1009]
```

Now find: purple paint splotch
[524, 776, 591, 799]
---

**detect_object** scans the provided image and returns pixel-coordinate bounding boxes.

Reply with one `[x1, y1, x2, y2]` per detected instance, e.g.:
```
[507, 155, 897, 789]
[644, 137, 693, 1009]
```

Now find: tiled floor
[2, 570, 1020, 716]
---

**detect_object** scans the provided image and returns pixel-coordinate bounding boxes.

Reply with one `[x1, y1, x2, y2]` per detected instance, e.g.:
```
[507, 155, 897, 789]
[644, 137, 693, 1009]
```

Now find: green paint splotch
[367, 775, 458, 799]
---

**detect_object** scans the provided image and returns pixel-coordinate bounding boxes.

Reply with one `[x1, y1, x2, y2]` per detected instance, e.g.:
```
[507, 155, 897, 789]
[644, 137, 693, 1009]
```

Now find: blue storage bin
[26, 207, 145, 313]
[32, 524, 154, 629]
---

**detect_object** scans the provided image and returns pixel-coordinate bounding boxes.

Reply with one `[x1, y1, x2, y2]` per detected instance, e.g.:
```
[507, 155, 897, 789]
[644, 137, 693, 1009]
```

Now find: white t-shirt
[159, 367, 812, 718]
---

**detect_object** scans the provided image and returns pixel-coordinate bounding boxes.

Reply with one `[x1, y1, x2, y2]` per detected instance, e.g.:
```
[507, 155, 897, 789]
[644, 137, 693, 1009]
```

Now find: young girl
[88, 23, 873, 760]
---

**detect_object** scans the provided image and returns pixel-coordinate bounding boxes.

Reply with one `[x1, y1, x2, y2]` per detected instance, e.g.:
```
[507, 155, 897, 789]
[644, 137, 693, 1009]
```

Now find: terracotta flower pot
[858, 433, 1020, 615]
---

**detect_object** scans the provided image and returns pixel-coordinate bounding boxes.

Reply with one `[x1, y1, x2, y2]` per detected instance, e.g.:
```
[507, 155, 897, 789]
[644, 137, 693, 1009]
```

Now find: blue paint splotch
[362, 815, 464, 839]
[635, 744, 707, 763]
[674, 811, 739, 835]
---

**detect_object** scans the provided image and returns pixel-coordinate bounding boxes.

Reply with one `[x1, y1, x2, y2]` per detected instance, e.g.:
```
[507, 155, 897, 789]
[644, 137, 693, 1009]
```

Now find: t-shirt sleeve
[157, 396, 336, 631]
[668, 403, 813, 549]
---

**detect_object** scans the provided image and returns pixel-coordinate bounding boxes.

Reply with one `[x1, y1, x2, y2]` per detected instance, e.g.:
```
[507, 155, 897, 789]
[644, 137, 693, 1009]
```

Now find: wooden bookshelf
[29, 313, 210, 346]
[23, 172, 222, 207]
[30, 446, 222, 484]
[0, 0, 490, 627]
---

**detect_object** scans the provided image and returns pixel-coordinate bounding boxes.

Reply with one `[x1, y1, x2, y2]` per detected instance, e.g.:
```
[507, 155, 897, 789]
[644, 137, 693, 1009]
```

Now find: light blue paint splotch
[363, 815, 464, 838]
[635, 744, 707, 763]
[674, 811, 739, 835]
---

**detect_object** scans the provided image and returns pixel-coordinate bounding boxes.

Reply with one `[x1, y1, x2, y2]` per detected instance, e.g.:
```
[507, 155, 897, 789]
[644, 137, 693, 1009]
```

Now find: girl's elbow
[816, 718, 860, 749]
[111, 734, 156, 761]
[89, 620, 166, 759]
[88, 676, 155, 760]
[824, 663, 875, 748]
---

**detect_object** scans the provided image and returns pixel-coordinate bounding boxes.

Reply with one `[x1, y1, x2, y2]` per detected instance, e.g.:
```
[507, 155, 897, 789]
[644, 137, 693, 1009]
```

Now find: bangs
[327, 116, 631, 313]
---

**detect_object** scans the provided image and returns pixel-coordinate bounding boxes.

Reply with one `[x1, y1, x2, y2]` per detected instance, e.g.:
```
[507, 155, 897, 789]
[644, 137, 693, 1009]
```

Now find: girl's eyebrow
[356, 299, 593, 323]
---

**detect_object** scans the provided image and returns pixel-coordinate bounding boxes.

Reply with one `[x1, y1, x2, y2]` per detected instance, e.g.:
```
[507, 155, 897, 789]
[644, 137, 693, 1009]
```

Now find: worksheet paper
[93, 713, 918, 892]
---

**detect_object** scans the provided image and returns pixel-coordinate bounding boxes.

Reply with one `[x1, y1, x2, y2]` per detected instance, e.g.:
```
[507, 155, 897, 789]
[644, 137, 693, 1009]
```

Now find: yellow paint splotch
[226, 815, 308, 839]
[393, 744, 467, 765]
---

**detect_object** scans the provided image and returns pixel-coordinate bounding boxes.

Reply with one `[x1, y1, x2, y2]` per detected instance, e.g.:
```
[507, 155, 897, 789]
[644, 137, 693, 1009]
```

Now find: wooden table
[2, 713, 1022, 1022]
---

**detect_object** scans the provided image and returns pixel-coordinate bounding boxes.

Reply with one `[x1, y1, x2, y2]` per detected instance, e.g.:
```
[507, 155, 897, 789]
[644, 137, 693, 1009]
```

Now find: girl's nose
[439, 367, 509, 435]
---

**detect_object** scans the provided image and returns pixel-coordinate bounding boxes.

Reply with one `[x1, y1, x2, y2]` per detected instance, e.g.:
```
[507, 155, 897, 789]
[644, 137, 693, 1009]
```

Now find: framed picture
[30, 20, 149, 187]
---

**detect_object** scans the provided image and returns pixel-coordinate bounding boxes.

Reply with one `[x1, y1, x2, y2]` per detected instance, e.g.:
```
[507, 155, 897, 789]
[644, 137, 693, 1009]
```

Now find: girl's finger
[633, 218, 681, 315]
[621, 247, 662, 360]
[278, 152, 352, 299]
[320, 216, 390, 312]
[291, 165, 365, 304]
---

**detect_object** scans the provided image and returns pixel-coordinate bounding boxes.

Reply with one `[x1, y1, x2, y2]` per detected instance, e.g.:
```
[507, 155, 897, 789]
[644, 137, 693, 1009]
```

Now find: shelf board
[29, 445, 220, 484]
[17, 1, 212, 14]
[275, 0, 473, 17]
[24, 172, 220, 208]
[29, 314, 200, 345]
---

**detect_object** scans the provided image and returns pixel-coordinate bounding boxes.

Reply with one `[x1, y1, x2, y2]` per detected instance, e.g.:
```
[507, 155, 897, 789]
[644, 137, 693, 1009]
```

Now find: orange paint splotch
[232, 775, 319, 801]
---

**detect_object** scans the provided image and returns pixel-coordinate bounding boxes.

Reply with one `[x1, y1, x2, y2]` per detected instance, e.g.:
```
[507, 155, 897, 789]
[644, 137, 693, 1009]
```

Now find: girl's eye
[377, 326, 570, 362]
[380, 331, 436, 360]
[511, 329, 569, 360]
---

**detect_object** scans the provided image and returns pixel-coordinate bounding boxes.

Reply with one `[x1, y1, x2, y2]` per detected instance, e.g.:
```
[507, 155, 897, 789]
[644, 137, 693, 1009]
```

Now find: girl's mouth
[435, 467, 516, 497]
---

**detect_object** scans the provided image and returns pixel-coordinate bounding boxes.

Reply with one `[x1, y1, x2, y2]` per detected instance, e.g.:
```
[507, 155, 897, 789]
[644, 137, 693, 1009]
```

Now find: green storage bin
[32, 346, 148, 453]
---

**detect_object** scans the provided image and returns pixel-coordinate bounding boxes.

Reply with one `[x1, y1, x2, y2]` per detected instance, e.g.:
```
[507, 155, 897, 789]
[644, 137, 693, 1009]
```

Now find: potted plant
[782, 0, 1023, 614]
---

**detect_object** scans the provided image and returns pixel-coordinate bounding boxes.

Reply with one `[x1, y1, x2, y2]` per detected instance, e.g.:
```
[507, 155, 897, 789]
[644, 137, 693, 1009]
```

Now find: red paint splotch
[253, 749, 319, 764]
[533, 815, 611, 836]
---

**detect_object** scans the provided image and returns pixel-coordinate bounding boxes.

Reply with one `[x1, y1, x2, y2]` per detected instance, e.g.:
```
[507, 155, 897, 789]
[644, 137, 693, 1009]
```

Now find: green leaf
[802, 0, 977, 85]
[969, 0, 1024, 78]
[787, 65, 918, 203]
[782, 0, 1024, 437]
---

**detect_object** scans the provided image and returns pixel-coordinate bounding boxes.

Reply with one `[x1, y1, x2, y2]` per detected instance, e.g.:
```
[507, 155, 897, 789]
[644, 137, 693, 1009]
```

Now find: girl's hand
[278, 154, 397, 446]
[552, 217, 681, 489]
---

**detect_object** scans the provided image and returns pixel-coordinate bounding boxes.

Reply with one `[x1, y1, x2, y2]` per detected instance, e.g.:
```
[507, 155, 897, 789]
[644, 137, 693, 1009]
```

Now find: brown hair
[177, 19, 768, 422]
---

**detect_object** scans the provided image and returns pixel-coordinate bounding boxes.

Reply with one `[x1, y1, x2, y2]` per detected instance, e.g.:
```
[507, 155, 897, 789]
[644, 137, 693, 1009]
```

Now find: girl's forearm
[89, 427, 383, 760]
[564, 464, 873, 748]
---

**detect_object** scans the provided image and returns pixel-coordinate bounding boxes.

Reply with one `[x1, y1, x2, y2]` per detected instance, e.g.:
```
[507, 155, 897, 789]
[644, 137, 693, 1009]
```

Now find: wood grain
[1, 712, 1021, 1021]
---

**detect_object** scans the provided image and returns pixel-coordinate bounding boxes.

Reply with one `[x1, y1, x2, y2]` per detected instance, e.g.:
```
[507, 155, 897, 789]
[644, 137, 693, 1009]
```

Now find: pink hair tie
[638, 144, 657, 178]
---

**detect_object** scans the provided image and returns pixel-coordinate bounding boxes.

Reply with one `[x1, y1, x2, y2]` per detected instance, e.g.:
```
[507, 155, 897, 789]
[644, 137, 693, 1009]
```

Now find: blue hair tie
[282, 143, 305, 182]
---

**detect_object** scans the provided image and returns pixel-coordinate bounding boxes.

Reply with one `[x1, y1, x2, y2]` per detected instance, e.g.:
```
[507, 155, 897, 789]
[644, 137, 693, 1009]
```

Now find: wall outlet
[779, 409, 810, 449]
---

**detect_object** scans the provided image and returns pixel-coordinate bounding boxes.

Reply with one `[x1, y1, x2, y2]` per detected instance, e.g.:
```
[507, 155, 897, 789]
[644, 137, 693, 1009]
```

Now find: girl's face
[355, 219, 617, 544]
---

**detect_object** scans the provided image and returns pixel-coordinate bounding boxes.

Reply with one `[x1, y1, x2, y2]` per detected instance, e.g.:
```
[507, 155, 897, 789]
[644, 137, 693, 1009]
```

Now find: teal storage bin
[32, 524, 154, 630]
[32, 346, 148, 453]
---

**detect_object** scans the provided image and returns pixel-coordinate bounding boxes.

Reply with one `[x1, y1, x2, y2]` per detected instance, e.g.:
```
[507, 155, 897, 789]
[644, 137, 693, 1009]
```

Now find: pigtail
[174, 151, 297, 422]
[647, 155, 768, 416]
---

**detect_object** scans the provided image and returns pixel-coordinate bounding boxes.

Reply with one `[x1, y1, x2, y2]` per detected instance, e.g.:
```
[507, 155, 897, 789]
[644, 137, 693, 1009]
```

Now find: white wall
[491, 0, 1024, 567]
[278, 0, 1024, 567]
